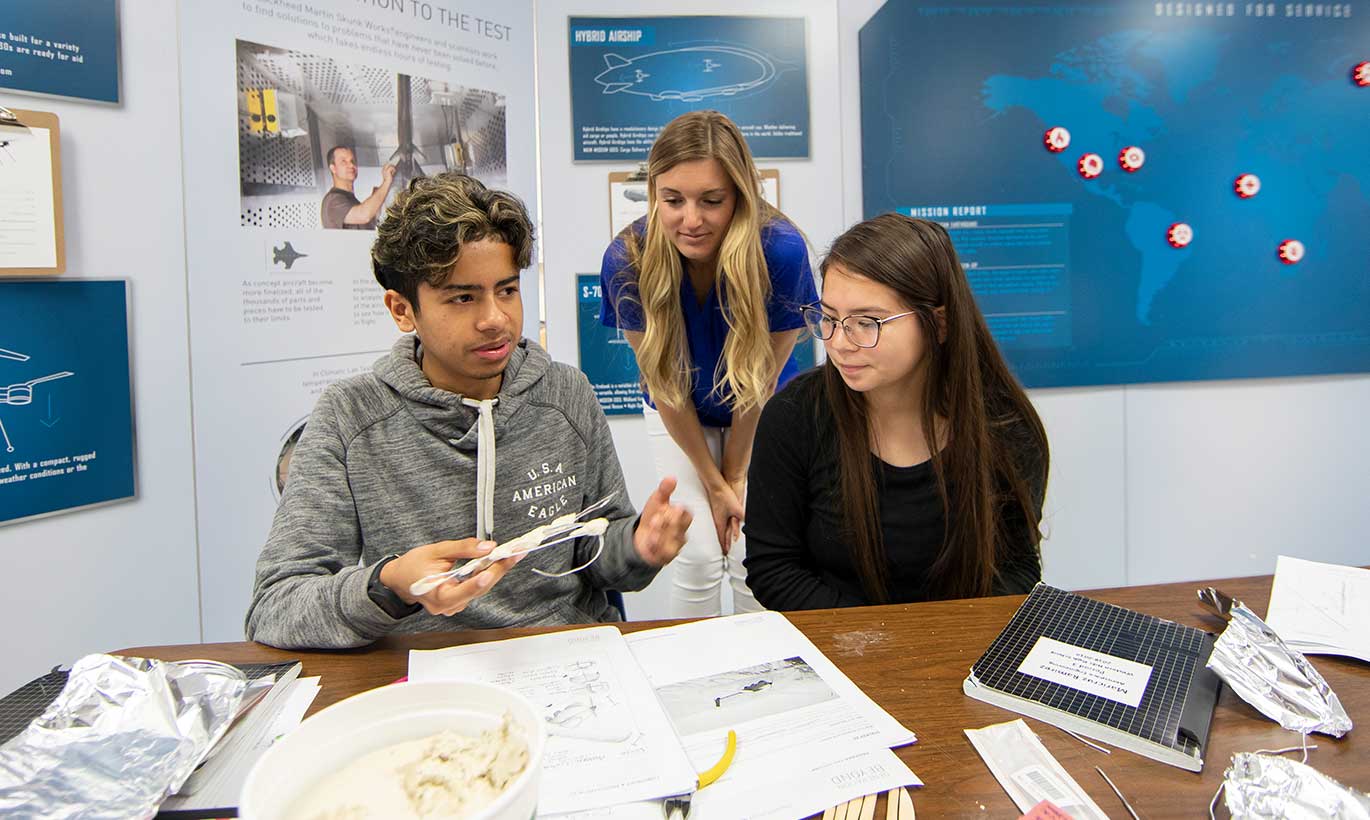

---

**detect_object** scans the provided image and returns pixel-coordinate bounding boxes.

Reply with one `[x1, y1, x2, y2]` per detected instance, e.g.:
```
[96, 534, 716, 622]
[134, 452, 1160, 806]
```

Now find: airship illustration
[593, 46, 778, 102]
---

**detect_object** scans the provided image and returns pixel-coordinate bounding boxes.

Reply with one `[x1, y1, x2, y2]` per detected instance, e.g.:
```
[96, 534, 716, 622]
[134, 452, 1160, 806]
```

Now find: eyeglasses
[801, 305, 918, 349]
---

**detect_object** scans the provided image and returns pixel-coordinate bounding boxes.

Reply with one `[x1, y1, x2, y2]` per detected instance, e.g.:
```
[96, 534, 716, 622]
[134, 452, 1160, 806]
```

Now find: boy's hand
[633, 477, 693, 567]
[379, 538, 518, 617]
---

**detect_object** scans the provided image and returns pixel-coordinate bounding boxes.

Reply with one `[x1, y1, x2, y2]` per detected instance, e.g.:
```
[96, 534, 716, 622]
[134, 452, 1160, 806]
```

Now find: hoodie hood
[373, 334, 552, 451]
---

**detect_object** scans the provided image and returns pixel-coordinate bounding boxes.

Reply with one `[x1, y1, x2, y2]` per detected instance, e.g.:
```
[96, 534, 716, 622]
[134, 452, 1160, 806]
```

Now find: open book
[963, 585, 1222, 773]
[409, 611, 920, 818]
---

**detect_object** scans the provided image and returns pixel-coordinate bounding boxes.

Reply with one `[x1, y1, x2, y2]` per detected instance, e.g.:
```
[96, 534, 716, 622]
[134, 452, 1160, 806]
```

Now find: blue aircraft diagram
[0, 346, 74, 454]
[593, 46, 778, 102]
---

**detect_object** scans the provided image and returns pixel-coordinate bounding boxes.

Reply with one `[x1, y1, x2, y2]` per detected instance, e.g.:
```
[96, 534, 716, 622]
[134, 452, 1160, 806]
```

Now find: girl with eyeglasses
[743, 214, 1048, 608]
[599, 111, 818, 616]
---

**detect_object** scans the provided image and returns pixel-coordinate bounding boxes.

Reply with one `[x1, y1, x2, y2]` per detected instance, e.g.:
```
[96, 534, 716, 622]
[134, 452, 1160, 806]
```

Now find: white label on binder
[1017, 636, 1153, 708]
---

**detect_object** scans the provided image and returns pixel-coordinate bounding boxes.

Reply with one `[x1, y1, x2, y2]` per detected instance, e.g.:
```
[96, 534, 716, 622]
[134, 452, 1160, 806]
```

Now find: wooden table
[123, 573, 1369, 818]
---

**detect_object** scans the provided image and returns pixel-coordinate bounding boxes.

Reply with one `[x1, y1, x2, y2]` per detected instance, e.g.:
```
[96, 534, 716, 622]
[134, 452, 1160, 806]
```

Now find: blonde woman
[600, 111, 817, 617]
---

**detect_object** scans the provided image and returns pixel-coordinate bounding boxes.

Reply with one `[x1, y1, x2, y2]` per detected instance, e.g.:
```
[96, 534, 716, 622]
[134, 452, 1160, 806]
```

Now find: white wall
[0, 0, 201, 694]
[535, 0, 845, 619]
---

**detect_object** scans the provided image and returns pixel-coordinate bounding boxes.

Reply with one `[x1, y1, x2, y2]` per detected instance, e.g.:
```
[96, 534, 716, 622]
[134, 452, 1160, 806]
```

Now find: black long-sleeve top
[743, 370, 1044, 610]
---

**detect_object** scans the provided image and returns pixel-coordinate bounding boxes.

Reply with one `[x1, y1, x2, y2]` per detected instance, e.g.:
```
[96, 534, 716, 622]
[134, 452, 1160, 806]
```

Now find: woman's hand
[725, 475, 746, 548]
[704, 480, 745, 555]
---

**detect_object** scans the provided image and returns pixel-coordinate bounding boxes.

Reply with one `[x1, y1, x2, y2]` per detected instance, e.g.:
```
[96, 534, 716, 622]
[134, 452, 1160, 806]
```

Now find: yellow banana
[697, 729, 737, 788]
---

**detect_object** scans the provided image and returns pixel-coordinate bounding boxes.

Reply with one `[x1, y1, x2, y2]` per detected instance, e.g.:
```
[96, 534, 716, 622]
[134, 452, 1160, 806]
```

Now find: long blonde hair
[616, 111, 784, 416]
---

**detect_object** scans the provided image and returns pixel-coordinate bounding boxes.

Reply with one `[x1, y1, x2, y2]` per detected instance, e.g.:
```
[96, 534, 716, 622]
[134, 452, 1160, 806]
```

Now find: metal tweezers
[662, 792, 691, 818]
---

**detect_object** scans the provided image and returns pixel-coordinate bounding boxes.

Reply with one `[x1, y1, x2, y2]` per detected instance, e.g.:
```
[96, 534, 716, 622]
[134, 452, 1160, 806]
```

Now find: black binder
[964, 584, 1222, 772]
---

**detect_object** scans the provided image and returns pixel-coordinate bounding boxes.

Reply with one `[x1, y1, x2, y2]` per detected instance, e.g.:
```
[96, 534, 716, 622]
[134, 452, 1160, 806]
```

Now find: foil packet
[1224, 752, 1370, 819]
[0, 654, 247, 819]
[1200, 588, 1352, 737]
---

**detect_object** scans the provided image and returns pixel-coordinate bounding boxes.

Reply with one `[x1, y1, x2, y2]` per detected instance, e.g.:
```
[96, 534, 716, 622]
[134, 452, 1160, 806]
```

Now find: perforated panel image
[235, 40, 509, 230]
[241, 202, 316, 231]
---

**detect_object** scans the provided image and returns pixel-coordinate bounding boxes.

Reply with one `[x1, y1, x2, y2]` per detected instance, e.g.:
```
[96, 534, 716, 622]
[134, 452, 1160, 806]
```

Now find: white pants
[644, 404, 764, 617]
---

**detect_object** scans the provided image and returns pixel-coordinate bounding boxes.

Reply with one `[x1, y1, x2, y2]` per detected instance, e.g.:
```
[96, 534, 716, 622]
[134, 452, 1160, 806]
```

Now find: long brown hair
[614, 110, 787, 415]
[821, 214, 1048, 602]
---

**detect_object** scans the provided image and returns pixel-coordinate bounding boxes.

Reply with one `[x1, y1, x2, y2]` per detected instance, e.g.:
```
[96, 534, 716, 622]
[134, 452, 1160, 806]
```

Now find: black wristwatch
[367, 554, 423, 619]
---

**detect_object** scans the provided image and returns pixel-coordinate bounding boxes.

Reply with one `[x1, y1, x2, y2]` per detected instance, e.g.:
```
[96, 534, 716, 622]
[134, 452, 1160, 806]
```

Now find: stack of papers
[159, 672, 321, 814]
[1266, 556, 1370, 664]
[409, 611, 921, 819]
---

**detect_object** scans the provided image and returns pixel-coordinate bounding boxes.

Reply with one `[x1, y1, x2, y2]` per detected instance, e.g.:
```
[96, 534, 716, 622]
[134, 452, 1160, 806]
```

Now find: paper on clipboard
[0, 110, 63, 274]
[608, 169, 779, 239]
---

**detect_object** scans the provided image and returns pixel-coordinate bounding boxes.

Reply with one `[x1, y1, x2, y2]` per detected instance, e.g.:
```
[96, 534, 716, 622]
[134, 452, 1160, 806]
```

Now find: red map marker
[1078, 153, 1103, 179]
[1044, 126, 1071, 152]
[1167, 223, 1194, 248]
[1119, 146, 1145, 172]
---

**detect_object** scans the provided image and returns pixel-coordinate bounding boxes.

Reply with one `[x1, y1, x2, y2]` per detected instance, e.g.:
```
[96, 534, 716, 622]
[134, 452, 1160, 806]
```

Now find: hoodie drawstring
[460, 397, 498, 541]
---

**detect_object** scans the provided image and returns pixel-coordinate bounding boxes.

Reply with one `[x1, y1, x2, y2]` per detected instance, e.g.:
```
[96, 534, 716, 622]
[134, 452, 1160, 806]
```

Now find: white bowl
[239, 680, 545, 820]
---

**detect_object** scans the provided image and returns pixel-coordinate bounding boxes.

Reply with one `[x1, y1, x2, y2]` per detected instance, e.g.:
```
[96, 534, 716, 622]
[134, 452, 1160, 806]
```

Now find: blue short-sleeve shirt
[599, 217, 818, 427]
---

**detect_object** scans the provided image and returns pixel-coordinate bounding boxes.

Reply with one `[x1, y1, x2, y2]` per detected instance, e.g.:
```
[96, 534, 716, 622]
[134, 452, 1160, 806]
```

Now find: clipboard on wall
[0, 107, 65, 276]
[607, 167, 781, 240]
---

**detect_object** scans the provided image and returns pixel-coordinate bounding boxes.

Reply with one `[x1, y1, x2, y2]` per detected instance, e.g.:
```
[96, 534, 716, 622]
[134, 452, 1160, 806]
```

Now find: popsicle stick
[859, 791, 878, 820]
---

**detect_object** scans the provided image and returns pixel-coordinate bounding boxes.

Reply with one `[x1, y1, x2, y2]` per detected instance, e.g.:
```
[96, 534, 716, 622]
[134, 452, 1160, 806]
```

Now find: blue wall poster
[569, 16, 809, 161]
[577, 274, 819, 416]
[859, 1, 1370, 388]
[578, 275, 643, 415]
[0, 280, 135, 526]
[0, 0, 119, 104]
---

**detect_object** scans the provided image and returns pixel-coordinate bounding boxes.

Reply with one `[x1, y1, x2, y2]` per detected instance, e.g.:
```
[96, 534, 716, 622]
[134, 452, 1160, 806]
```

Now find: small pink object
[1020, 800, 1073, 820]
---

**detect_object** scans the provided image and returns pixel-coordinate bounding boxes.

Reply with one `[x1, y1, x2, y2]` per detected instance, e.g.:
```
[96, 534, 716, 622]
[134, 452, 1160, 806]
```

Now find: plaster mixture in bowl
[294, 717, 529, 820]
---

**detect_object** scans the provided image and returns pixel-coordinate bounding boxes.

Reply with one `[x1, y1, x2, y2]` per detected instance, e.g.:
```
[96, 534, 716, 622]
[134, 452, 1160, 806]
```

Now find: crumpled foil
[0, 654, 247, 819]
[1205, 597, 1352, 737]
[1224, 752, 1370, 819]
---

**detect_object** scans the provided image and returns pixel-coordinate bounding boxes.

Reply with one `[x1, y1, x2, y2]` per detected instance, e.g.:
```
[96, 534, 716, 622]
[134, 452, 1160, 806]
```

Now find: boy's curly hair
[371, 173, 534, 309]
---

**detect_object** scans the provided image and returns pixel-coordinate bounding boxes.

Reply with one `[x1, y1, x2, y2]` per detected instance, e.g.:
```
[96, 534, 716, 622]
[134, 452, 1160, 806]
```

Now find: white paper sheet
[408, 627, 696, 815]
[546, 749, 920, 820]
[621, 612, 919, 819]
[1267, 555, 1370, 663]
[0, 126, 58, 269]
[1017, 636, 1153, 708]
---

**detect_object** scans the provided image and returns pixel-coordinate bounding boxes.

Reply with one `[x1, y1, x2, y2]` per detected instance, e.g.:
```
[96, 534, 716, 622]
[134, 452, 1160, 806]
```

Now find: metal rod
[1096, 767, 1140, 820]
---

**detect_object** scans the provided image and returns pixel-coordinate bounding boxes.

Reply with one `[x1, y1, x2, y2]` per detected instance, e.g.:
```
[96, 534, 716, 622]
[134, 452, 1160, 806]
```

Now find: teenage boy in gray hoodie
[246, 173, 692, 650]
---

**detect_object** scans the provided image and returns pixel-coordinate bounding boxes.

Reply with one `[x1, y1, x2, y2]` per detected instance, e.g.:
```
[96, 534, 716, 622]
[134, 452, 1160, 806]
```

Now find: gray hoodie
[245, 335, 657, 649]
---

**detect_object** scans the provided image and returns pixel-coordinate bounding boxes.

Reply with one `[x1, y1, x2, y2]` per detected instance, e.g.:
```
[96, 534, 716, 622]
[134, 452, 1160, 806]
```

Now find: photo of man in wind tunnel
[236, 39, 509, 230]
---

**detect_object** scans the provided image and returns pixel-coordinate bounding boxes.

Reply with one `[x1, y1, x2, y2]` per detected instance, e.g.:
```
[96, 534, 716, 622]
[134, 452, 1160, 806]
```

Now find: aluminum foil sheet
[0, 654, 246, 819]
[1205, 598, 1352, 737]
[1224, 752, 1370, 819]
